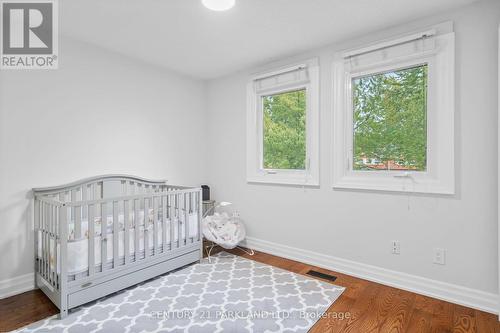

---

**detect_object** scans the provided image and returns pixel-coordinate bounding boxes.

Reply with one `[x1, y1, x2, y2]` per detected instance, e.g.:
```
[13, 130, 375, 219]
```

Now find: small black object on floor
[306, 270, 337, 282]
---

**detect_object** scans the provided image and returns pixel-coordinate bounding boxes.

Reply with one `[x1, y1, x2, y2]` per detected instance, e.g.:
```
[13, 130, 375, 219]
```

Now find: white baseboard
[243, 236, 498, 315]
[0, 273, 35, 299]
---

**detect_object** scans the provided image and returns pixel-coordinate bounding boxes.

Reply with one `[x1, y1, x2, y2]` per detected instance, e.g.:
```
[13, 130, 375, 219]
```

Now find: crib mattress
[38, 212, 198, 275]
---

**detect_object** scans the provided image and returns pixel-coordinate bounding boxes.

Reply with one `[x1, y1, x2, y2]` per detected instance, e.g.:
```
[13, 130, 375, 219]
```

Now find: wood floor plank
[429, 298, 455, 333]
[373, 286, 401, 327]
[336, 281, 383, 332]
[378, 289, 416, 332]
[453, 305, 476, 333]
[2, 248, 499, 333]
[405, 295, 435, 333]
[475, 310, 500, 333]
[0, 289, 58, 332]
[309, 295, 356, 333]
[406, 308, 432, 333]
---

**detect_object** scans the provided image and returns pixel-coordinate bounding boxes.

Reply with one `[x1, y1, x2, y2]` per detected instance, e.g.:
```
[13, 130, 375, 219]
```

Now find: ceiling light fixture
[202, 0, 235, 11]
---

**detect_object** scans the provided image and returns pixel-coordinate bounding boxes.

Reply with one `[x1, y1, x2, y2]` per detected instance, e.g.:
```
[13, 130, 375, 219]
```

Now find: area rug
[18, 252, 344, 332]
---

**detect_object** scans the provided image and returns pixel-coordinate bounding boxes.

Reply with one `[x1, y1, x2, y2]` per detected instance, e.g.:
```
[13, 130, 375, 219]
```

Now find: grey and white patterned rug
[18, 252, 344, 333]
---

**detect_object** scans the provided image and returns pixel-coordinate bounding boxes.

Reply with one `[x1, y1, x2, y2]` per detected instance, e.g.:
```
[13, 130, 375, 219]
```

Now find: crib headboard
[33, 174, 168, 203]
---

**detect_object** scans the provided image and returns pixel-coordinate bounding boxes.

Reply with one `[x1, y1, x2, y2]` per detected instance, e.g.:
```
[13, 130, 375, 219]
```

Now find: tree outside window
[352, 65, 428, 171]
[262, 89, 306, 170]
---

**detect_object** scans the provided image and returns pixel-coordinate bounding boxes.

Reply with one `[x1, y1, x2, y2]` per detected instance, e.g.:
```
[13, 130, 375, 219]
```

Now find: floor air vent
[306, 270, 337, 282]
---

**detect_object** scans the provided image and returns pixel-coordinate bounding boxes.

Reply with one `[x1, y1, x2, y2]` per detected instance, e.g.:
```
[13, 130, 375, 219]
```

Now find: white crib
[33, 175, 202, 318]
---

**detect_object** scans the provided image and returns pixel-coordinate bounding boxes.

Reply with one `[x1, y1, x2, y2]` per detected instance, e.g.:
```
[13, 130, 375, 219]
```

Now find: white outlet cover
[433, 248, 446, 265]
[392, 241, 400, 254]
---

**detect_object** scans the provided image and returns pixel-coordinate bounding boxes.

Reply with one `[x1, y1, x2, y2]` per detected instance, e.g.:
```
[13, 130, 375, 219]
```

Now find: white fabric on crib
[38, 208, 171, 256]
[39, 213, 199, 274]
[67, 209, 148, 241]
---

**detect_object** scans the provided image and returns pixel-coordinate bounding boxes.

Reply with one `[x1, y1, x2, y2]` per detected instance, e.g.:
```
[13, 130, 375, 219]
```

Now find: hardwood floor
[0, 248, 498, 332]
[0, 289, 58, 332]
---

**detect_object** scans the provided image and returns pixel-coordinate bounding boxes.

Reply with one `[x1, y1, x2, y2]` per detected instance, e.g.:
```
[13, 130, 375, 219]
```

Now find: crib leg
[59, 307, 68, 319]
[59, 293, 68, 319]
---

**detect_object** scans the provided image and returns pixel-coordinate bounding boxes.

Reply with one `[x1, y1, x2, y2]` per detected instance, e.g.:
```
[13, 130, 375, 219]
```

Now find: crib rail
[32, 174, 167, 197]
[67, 190, 201, 279]
[34, 199, 63, 290]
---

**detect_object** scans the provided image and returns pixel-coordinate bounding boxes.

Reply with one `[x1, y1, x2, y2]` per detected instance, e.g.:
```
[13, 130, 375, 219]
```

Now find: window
[247, 59, 319, 186]
[333, 27, 455, 194]
[263, 89, 306, 170]
[353, 64, 428, 172]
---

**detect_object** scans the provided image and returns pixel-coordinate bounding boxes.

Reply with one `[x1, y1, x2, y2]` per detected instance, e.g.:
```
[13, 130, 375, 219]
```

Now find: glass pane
[262, 89, 306, 170]
[352, 65, 427, 171]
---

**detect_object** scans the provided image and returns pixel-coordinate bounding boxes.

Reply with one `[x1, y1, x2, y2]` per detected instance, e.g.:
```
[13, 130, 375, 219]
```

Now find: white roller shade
[254, 65, 310, 94]
[344, 30, 437, 71]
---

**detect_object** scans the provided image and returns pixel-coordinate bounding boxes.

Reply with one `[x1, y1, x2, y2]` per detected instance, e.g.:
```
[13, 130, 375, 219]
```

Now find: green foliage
[263, 89, 306, 170]
[353, 65, 428, 171]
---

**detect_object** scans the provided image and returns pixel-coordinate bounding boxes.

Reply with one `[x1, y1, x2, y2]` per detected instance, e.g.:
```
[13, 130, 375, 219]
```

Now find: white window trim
[332, 28, 455, 194]
[246, 59, 320, 186]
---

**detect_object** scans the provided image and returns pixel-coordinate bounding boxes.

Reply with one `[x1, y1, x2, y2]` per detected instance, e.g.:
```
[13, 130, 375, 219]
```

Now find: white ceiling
[61, 0, 479, 79]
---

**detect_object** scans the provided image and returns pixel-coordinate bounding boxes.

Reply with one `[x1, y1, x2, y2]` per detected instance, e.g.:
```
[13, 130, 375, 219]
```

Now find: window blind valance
[253, 64, 310, 94]
[343, 30, 437, 72]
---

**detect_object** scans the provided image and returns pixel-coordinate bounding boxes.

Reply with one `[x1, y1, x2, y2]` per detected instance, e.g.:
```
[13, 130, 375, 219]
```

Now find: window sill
[247, 174, 319, 187]
[332, 175, 454, 195]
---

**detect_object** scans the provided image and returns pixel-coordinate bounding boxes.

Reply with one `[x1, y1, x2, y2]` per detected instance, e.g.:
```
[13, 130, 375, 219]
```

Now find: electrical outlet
[433, 248, 446, 265]
[391, 241, 400, 254]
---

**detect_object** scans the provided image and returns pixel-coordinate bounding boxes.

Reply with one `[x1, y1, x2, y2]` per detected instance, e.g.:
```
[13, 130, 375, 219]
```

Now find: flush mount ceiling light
[202, 0, 235, 11]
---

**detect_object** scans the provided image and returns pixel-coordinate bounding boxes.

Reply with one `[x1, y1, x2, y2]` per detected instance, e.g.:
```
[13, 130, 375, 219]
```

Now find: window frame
[332, 30, 455, 194]
[247, 59, 320, 186]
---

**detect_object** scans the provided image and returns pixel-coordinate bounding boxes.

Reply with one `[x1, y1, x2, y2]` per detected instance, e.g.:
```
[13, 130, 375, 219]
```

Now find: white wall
[206, 0, 500, 309]
[0, 38, 207, 287]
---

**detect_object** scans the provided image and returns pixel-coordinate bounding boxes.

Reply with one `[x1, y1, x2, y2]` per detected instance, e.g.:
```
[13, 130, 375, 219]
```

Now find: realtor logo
[1, 0, 58, 69]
